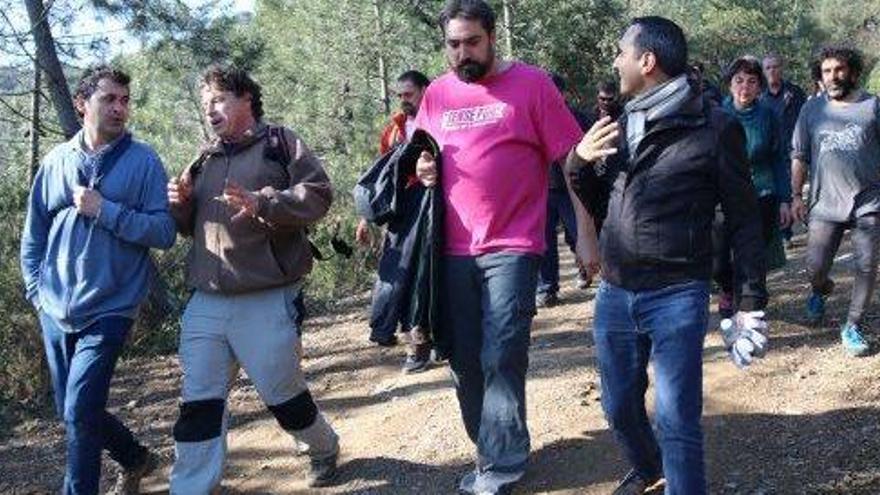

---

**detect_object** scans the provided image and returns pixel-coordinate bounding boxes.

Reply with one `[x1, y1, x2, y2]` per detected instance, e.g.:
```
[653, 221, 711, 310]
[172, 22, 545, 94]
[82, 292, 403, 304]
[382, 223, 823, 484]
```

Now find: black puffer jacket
[567, 91, 768, 310]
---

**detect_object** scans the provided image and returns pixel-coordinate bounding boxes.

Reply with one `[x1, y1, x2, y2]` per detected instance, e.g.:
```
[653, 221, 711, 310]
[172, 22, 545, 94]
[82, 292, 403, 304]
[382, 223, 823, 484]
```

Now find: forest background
[1, 0, 879, 428]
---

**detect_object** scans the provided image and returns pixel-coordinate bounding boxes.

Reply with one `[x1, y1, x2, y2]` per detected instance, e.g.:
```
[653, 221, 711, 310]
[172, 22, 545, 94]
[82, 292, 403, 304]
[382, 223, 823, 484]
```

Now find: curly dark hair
[724, 56, 766, 88]
[74, 65, 131, 116]
[817, 45, 864, 77]
[201, 64, 264, 119]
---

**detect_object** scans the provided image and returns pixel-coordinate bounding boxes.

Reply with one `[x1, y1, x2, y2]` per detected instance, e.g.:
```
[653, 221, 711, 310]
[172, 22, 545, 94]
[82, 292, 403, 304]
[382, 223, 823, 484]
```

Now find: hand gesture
[575, 116, 620, 163]
[223, 179, 260, 222]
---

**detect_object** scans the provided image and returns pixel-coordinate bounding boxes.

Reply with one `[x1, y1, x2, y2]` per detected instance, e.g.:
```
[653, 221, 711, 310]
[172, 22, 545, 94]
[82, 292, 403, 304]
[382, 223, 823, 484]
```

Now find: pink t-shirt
[415, 62, 583, 255]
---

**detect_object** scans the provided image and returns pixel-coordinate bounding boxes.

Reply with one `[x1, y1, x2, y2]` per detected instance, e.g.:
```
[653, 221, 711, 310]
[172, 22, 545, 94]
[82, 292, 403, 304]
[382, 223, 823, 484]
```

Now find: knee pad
[173, 399, 225, 442]
[267, 390, 317, 431]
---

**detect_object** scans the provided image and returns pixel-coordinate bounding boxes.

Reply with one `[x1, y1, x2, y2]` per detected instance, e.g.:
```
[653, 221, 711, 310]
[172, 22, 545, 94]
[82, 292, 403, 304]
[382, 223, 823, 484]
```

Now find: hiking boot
[535, 291, 559, 308]
[718, 291, 735, 319]
[611, 470, 664, 495]
[306, 452, 338, 487]
[806, 293, 825, 324]
[841, 323, 871, 357]
[111, 450, 159, 495]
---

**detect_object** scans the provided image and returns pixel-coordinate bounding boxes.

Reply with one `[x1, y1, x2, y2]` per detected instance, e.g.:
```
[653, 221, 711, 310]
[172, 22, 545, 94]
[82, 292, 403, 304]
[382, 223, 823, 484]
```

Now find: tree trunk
[502, 0, 514, 58]
[24, 0, 80, 138]
[372, 0, 390, 115]
[29, 59, 41, 185]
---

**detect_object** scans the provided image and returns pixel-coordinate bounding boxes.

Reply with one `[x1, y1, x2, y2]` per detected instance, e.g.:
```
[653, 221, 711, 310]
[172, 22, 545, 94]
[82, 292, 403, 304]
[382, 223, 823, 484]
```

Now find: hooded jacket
[20, 131, 176, 331]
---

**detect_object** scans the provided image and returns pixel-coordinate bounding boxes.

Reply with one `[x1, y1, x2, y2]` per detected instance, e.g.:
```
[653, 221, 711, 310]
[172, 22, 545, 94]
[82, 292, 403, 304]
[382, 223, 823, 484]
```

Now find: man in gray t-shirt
[791, 46, 880, 357]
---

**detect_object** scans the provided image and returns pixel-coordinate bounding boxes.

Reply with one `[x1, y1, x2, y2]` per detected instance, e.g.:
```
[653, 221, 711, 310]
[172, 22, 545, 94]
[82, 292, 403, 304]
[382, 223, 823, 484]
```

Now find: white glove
[720, 311, 769, 368]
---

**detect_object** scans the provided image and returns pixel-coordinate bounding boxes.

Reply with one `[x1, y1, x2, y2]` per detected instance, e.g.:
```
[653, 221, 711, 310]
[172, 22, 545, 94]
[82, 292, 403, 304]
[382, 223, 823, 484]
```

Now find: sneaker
[841, 323, 871, 357]
[718, 291, 734, 319]
[806, 293, 825, 324]
[611, 470, 664, 495]
[111, 450, 159, 495]
[535, 292, 559, 308]
[306, 452, 338, 487]
[402, 353, 430, 374]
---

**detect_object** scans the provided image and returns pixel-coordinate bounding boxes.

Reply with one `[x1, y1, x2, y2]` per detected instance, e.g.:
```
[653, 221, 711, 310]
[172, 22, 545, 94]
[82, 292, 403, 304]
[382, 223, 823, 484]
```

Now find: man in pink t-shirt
[414, 1, 597, 493]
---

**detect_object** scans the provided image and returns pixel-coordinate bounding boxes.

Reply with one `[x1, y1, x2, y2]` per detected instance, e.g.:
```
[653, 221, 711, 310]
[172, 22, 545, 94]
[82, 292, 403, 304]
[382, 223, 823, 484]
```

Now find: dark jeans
[538, 189, 577, 295]
[593, 280, 710, 495]
[443, 253, 540, 489]
[713, 196, 777, 295]
[807, 214, 880, 326]
[40, 313, 146, 495]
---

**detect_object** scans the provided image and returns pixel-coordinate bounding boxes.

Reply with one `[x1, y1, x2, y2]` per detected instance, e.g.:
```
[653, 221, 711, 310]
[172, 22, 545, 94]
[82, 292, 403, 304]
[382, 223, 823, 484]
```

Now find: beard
[826, 77, 857, 100]
[401, 101, 417, 116]
[455, 59, 491, 83]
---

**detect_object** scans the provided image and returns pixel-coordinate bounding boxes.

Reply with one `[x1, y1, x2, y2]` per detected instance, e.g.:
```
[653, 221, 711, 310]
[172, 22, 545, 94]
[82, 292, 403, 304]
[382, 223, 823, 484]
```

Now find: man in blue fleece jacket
[20, 65, 176, 495]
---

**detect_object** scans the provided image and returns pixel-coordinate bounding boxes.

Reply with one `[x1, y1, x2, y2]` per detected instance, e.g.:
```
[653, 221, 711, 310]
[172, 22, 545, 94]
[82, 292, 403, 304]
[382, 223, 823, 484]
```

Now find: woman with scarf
[713, 56, 792, 318]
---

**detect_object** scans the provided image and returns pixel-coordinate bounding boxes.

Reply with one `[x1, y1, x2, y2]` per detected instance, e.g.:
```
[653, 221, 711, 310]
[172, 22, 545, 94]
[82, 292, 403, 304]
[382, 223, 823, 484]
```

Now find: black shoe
[430, 347, 448, 363]
[535, 292, 559, 308]
[306, 452, 338, 487]
[611, 469, 664, 495]
[369, 335, 398, 347]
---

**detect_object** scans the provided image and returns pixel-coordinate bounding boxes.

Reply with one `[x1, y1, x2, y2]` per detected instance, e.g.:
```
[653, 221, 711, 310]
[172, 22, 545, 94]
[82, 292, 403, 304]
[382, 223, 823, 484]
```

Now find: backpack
[188, 125, 349, 261]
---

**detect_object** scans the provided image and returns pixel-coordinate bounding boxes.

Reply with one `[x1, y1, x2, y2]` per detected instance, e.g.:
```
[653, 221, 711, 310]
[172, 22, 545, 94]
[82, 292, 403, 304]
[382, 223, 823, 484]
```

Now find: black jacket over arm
[566, 92, 768, 310]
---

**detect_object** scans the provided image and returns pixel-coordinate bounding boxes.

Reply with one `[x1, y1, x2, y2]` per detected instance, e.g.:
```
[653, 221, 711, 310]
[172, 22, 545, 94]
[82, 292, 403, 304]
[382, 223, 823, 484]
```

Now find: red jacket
[379, 112, 409, 155]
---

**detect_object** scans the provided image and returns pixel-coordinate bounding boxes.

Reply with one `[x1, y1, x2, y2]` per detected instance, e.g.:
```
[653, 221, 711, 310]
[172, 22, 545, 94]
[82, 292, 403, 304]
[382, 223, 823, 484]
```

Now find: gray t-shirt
[792, 91, 880, 222]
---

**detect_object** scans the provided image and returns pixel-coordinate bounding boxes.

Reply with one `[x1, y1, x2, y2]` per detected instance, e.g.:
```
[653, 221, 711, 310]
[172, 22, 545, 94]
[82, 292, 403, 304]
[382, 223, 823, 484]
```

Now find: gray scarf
[624, 75, 692, 153]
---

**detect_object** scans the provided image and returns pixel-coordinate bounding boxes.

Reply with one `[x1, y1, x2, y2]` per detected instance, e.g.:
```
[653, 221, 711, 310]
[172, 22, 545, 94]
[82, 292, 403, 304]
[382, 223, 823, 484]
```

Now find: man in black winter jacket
[566, 17, 769, 495]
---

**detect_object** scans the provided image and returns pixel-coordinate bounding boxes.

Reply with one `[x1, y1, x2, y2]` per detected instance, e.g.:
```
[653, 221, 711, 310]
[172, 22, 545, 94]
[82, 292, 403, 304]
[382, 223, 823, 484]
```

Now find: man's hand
[574, 116, 619, 163]
[575, 225, 601, 279]
[223, 179, 260, 222]
[720, 310, 769, 369]
[168, 176, 193, 207]
[73, 186, 103, 218]
[779, 202, 792, 229]
[416, 151, 437, 187]
[355, 218, 371, 246]
[791, 195, 808, 224]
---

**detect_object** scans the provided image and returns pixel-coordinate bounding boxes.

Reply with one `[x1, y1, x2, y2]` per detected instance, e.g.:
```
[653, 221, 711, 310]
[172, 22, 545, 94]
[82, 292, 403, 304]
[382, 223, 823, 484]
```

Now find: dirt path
[2, 232, 880, 494]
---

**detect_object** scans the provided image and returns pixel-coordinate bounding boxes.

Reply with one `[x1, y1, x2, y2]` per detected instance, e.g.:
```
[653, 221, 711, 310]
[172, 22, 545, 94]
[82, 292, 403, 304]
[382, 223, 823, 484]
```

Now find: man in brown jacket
[166, 65, 339, 492]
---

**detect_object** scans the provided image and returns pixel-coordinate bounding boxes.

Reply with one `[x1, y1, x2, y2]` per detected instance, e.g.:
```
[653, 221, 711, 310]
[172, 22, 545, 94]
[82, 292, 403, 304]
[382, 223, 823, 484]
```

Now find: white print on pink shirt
[441, 103, 508, 131]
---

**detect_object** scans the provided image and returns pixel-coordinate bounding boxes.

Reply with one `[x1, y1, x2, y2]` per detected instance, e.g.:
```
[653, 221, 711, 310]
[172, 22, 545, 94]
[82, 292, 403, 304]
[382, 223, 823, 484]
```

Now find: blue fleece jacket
[20, 131, 177, 332]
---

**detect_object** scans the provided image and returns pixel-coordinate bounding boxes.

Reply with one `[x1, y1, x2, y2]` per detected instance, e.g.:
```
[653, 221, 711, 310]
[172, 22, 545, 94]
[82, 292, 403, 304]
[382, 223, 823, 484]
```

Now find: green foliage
[511, 0, 626, 105]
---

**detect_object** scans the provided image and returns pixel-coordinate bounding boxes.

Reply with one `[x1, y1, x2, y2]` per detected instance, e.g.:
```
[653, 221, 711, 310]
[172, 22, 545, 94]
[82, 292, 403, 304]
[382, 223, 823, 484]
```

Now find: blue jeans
[40, 313, 147, 495]
[443, 253, 539, 493]
[593, 280, 710, 495]
[538, 190, 577, 295]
